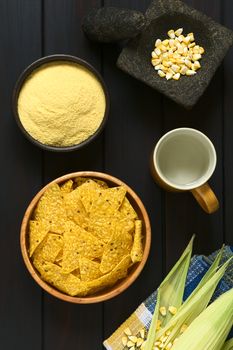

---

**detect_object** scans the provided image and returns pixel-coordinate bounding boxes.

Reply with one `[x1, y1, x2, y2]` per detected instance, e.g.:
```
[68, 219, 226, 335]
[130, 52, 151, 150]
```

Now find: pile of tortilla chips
[29, 177, 144, 297]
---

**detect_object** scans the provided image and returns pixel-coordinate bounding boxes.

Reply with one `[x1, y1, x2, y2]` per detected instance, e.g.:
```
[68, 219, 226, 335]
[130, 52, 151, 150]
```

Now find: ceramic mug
[151, 128, 219, 214]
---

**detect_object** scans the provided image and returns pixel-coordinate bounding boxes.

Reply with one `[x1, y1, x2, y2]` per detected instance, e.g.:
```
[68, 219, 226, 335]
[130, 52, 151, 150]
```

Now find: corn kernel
[169, 306, 178, 315]
[188, 32, 195, 41]
[127, 340, 135, 347]
[128, 336, 138, 343]
[177, 35, 185, 42]
[121, 336, 128, 346]
[180, 65, 188, 75]
[155, 39, 162, 47]
[183, 35, 191, 44]
[155, 48, 161, 56]
[163, 39, 169, 46]
[124, 327, 132, 336]
[199, 46, 205, 54]
[184, 59, 192, 68]
[168, 29, 175, 39]
[136, 338, 144, 347]
[175, 28, 183, 36]
[192, 53, 202, 61]
[162, 60, 171, 67]
[171, 64, 180, 73]
[159, 44, 167, 53]
[159, 306, 167, 316]
[166, 72, 173, 80]
[186, 69, 196, 76]
[193, 61, 201, 70]
[139, 328, 145, 339]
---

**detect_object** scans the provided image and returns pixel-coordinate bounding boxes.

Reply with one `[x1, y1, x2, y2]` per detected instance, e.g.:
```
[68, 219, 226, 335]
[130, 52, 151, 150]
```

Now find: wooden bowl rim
[20, 171, 151, 304]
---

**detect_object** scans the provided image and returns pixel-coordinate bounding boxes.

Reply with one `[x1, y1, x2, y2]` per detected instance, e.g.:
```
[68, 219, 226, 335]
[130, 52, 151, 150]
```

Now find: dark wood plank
[223, 1, 233, 245]
[43, 1, 104, 349]
[102, 0, 164, 342]
[0, 1, 42, 349]
[163, 0, 225, 270]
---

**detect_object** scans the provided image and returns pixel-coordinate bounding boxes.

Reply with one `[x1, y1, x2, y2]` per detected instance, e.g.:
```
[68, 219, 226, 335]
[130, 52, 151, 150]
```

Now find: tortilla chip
[60, 179, 73, 193]
[89, 186, 127, 217]
[119, 197, 138, 220]
[34, 183, 67, 234]
[84, 255, 131, 295]
[69, 180, 101, 213]
[131, 220, 143, 263]
[79, 257, 103, 282]
[74, 177, 109, 189]
[88, 213, 134, 243]
[33, 259, 84, 296]
[34, 233, 63, 263]
[63, 190, 88, 229]
[100, 230, 133, 274]
[29, 220, 49, 257]
[62, 221, 105, 273]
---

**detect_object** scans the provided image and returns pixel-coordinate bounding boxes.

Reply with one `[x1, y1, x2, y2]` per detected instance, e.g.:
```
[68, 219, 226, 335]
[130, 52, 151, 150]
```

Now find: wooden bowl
[20, 171, 151, 303]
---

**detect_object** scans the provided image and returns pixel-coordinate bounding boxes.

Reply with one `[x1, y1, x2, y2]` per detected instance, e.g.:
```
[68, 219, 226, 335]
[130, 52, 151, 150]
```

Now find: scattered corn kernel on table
[0, 0, 233, 349]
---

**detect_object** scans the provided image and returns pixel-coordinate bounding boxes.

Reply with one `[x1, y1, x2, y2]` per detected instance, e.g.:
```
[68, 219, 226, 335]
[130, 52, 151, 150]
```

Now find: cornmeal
[18, 61, 106, 147]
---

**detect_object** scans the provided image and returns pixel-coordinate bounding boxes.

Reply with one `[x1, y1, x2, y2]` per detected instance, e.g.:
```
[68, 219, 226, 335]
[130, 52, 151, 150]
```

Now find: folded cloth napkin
[104, 246, 233, 350]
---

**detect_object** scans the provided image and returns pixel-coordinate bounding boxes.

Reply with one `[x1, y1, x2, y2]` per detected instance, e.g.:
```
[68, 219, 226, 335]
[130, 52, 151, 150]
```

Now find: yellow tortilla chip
[60, 179, 73, 193]
[34, 233, 63, 263]
[79, 257, 103, 282]
[74, 177, 109, 189]
[100, 230, 133, 274]
[119, 197, 138, 220]
[34, 183, 67, 234]
[89, 186, 127, 217]
[88, 213, 134, 243]
[84, 255, 131, 295]
[62, 221, 104, 273]
[131, 220, 143, 263]
[33, 259, 84, 296]
[29, 220, 49, 257]
[69, 180, 101, 213]
[63, 190, 88, 229]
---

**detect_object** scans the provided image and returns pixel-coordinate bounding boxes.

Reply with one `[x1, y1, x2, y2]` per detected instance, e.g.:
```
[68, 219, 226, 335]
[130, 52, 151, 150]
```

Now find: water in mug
[157, 134, 210, 186]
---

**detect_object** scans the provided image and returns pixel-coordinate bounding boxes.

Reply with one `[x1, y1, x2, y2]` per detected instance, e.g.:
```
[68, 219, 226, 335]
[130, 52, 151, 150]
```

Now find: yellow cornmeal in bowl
[17, 61, 106, 147]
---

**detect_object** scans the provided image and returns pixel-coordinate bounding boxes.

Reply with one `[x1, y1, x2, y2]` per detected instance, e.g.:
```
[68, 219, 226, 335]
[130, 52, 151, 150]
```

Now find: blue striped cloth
[104, 246, 233, 349]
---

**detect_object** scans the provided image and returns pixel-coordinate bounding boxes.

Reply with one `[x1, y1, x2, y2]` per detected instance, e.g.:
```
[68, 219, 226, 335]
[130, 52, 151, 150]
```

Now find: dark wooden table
[1, 1, 233, 349]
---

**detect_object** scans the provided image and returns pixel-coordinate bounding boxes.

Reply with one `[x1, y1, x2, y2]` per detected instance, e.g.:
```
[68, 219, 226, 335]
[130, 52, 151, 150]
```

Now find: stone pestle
[82, 7, 146, 43]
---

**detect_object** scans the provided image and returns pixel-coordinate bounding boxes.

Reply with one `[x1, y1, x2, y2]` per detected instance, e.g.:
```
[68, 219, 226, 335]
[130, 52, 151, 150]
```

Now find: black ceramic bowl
[117, 0, 233, 109]
[13, 54, 110, 152]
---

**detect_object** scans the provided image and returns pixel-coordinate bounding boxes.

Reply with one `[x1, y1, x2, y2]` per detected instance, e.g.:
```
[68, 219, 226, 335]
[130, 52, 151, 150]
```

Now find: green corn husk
[159, 235, 194, 324]
[222, 339, 233, 350]
[155, 258, 231, 348]
[172, 288, 233, 350]
[143, 238, 229, 350]
[144, 236, 194, 350]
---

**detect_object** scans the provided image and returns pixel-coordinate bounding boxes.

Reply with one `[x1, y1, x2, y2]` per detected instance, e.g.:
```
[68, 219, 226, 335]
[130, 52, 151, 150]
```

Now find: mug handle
[191, 183, 219, 214]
